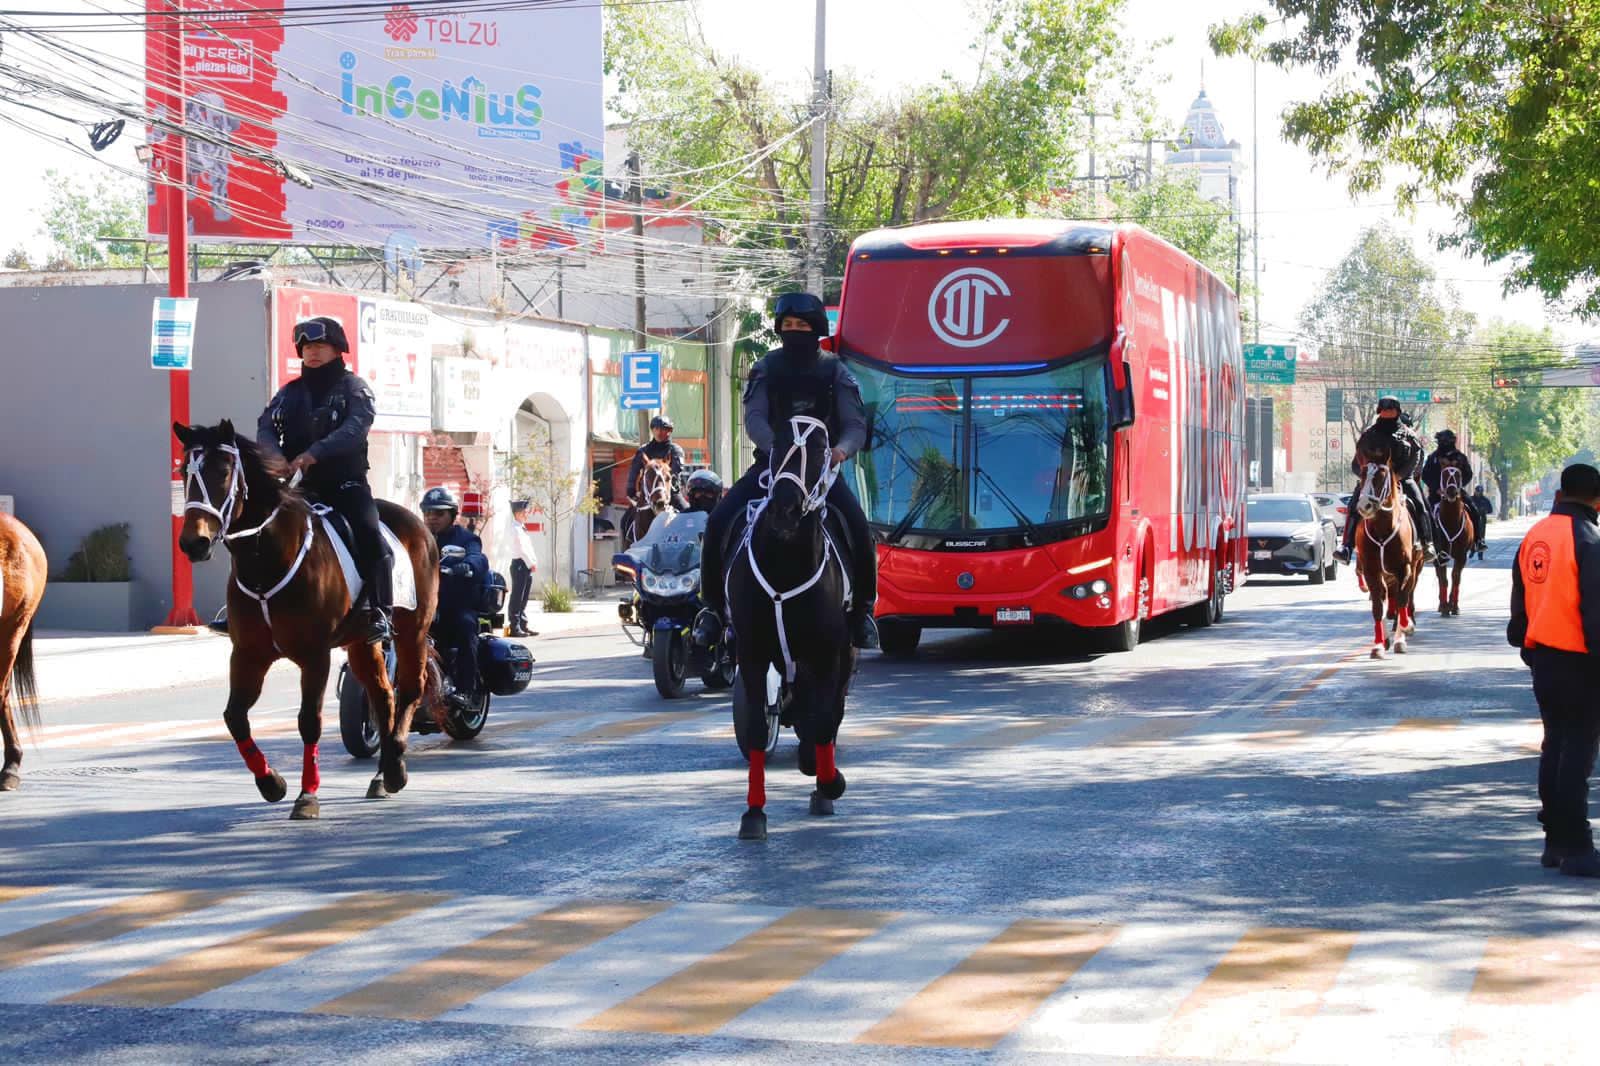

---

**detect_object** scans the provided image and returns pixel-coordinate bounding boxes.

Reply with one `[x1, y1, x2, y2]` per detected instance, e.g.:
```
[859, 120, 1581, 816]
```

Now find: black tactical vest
[764, 350, 842, 444]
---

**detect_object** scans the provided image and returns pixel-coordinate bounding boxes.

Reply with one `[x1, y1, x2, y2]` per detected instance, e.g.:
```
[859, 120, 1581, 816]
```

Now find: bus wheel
[878, 622, 921, 658]
[1107, 569, 1150, 652]
[1185, 561, 1226, 628]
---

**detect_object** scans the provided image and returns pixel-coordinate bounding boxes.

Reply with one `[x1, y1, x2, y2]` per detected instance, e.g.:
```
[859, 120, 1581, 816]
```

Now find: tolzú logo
[928, 267, 1011, 348]
[384, 4, 419, 42]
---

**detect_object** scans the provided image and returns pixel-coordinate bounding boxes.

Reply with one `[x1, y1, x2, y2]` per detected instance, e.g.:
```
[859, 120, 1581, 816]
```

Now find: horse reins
[730, 416, 851, 684]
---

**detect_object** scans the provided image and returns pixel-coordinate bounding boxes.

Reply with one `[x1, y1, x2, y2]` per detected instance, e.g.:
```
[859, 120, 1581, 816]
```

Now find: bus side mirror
[1109, 359, 1135, 429]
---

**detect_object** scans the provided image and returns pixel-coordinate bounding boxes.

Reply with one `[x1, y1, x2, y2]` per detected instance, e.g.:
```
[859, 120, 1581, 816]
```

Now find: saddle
[312, 505, 418, 613]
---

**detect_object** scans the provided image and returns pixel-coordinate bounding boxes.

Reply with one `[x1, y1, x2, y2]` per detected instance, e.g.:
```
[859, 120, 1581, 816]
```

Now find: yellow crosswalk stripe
[1453, 936, 1600, 1062]
[1156, 926, 1359, 1060]
[62, 891, 449, 1007]
[857, 919, 1117, 1049]
[314, 898, 669, 1021]
[566, 712, 692, 742]
[0, 890, 228, 972]
[582, 907, 897, 1036]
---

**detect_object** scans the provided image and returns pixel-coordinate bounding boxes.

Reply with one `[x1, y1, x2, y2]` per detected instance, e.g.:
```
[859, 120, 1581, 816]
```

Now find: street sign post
[1325, 387, 1343, 422]
[620, 350, 662, 410]
[1244, 343, 1297, 385]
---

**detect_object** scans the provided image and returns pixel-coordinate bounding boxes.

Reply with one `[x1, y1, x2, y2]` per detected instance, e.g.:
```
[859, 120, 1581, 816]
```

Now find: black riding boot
[362, 554, 394, 645]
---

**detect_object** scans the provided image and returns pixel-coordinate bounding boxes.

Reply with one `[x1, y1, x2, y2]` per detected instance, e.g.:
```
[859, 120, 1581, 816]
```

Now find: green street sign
[1325, 387, 1343, 422]
[1244, 343, 1297, 385]
[1389, 388, 1432, 404]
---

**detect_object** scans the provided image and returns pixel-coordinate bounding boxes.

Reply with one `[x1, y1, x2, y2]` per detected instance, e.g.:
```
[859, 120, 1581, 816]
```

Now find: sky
[0, 0, 1581, 350]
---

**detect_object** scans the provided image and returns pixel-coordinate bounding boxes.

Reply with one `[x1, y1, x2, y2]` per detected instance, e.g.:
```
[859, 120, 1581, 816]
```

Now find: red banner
[271, 287, 361, 389]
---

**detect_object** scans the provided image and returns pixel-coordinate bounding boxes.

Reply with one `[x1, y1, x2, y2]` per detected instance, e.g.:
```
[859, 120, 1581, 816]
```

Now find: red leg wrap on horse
[236, 739, 269, 777]
[747, 750, 766, 809]
[816, 742, 837, 784]
[302, 744, 320, 795]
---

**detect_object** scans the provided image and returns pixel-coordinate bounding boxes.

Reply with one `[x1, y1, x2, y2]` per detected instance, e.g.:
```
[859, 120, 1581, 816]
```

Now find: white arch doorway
[495, 392, 576, 588]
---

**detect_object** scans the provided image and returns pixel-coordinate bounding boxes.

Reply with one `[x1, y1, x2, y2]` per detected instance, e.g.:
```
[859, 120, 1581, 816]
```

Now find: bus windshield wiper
[972, 465, 1040, 539]
[888, 467, 955, 544]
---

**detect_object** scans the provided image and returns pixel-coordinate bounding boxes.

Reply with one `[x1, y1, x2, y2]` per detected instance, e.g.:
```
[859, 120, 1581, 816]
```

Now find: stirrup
[691, 608, 722, 648]
[850, 612, 880, 650]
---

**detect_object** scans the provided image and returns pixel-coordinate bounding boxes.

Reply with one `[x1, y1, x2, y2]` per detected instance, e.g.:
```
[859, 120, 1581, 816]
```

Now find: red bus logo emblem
[928, 268, 1011, 348]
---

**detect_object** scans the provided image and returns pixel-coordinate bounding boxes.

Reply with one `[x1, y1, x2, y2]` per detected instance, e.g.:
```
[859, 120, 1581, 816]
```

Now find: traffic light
[1493, 376, 1520, 388]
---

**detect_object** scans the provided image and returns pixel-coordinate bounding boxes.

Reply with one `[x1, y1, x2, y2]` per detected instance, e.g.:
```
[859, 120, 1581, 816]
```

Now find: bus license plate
[995, 607, 1031, 624]
[1253, 550, 1273, 560]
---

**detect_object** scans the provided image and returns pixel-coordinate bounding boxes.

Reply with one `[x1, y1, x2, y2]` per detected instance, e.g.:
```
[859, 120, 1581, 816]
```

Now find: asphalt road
[0, 517, 1584, 1065]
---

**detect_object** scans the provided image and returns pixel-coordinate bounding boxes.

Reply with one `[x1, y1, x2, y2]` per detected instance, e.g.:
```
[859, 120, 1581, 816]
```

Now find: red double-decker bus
[834, 219, 1246, 654]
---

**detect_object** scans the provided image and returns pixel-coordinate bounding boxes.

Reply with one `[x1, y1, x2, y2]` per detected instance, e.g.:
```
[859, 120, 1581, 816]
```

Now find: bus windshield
[847, 359, 1110, 540]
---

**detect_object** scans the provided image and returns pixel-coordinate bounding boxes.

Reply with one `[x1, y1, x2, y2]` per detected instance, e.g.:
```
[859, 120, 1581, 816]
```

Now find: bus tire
[1185, 560, 1226, 628]
[878, 622, 921, 658]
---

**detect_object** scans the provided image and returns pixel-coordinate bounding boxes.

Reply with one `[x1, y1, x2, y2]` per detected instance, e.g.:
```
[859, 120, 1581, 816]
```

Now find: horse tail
[9, 617, 40, 736]
[423, 644, 448, 732]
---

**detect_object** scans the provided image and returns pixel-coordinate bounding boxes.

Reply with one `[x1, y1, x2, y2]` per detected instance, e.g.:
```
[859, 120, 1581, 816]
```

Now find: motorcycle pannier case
[479, 571, 509, 615]
[480, 637, 534, 696]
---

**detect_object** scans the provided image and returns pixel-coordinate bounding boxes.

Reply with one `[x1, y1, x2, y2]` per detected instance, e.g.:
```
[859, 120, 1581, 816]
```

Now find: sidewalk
[31, 597, 623, 703]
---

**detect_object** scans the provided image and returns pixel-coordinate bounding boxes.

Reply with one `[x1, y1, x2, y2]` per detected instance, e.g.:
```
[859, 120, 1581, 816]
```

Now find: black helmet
[773, 292, 830, 337]
[650, 415, 674, 432]
[687, 469, 723, 496]
[1376, 395, 1402, 414]
[292, 316, 349, 354]
[1435, 428, 1457, 445]
[420, 486, 459, 512]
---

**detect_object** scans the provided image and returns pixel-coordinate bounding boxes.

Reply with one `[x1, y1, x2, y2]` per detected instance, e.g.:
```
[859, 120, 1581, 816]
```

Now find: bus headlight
[1066, 579, 1112, 600]
[1089, 579, 1109, 594]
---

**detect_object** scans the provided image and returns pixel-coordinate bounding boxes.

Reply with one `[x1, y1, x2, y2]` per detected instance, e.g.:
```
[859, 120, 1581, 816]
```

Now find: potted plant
[38, 523, 134, 631]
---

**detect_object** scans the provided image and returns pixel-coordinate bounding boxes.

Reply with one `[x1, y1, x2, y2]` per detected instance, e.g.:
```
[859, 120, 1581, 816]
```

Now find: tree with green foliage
[1460, 324, 1594, 518]
[1100, 169, 1242, 296]
[38, 168, 146, 269]
[1298, 224, 1474, 443]
[1211, 3, 1600, 318]
[606, 0, 1146, 295]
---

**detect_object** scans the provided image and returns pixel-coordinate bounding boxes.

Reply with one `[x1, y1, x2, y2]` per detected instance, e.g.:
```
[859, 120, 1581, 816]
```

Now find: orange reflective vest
[1520, 513, 1587, 653]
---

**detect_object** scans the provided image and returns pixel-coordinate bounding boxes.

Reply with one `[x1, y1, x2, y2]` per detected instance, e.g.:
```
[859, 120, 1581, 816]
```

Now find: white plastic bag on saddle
[316, 510, 417, 613]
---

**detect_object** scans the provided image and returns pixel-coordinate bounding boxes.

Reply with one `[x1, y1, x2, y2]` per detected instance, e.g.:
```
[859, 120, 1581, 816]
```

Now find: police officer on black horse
[693, 292, 880, 650]
[419, 486, 490, 712]
[257, 316, 392, 644]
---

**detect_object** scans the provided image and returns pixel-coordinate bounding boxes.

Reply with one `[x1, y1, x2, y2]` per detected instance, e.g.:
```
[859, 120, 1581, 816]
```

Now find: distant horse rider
[1334, 396, 1434, 564]
[257, 316, 392, 643]
[627, 415, 687, 511]
[1422, 428, 1484, 552]
[692, 291, 880, 650]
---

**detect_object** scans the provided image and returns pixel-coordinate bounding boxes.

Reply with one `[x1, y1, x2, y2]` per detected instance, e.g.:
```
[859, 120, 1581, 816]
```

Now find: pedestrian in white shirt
[507, 501, 538, 637]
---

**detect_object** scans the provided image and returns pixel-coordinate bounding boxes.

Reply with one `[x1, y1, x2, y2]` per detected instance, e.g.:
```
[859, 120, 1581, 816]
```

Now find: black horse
[727, 416, 855, 841]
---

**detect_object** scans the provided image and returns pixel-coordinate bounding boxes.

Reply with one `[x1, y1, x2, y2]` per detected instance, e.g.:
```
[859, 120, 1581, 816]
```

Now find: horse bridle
[1434, 465, 1469, 546]
[732, 415, 851, 683]
[641, 461, 674, 513]
[1360, 461, 1397, 516]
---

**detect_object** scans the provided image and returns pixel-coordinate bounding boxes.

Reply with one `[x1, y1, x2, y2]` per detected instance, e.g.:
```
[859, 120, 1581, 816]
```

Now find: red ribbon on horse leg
[747, 750, 766, 809]
[302, 743, 320, 795]
[236, 739, 269, 778]
[815, 742, 837, 785]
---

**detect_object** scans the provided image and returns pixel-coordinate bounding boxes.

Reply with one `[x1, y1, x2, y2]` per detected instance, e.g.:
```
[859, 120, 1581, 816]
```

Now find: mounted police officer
[1334, 396, 1434, 564]
[420, 487, 489, 711]
[692, 292, 879, 650]
[256, 316, 392, 644]
[1422, 428, 1484, 551]
[627, 415, 687, 510]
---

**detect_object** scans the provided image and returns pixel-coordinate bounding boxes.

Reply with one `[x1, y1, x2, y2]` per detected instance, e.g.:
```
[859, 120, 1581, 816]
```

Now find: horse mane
[190, 422, 303, 511]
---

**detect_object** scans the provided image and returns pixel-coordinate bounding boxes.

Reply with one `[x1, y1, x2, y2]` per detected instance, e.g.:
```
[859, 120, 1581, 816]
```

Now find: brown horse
[1432, 464, 1472, 616]
[1355, 450, 1424, 659]
[0, 514, 46, 791]
[174, 421, 439, 819]
[627, 457, 678, 546]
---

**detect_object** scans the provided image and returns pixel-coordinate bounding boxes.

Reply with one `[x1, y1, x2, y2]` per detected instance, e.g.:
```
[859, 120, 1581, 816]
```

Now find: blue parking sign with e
[620, 350, 662, 410]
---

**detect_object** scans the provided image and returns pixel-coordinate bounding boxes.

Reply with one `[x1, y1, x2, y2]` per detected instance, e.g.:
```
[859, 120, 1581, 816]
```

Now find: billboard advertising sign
[147, 0, 603, 250]
[357, 298, 432, 432]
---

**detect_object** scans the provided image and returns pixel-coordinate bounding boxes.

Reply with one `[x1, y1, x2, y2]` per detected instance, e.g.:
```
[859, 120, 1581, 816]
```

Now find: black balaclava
[778, 329, 821, 363]
[299, 354, 347, 399]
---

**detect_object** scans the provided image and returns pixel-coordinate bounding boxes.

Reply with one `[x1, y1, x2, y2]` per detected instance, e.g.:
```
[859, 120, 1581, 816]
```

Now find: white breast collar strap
[234, 512, 316, 649]
[732, 501, 850, 685]
[1433, 502, 1466, 546]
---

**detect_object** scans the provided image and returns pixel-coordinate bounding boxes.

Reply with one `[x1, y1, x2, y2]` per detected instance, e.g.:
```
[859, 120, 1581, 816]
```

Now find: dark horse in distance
[176, 421, 439, 817]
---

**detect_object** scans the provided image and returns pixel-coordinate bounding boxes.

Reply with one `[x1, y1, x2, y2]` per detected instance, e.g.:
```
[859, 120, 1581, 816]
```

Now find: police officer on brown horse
[257, 316, 393, 644]
[1335, 396, 1434, 564]
[693, 292, 879, 650]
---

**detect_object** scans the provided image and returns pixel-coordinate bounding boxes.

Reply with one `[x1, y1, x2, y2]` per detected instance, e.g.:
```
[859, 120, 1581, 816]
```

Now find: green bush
[62, 523, 131, 582]
[539, 581, 574, 614]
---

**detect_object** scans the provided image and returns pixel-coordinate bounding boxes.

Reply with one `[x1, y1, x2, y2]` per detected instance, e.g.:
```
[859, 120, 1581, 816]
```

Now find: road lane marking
[0, 890, 228, 973]
[1155, 926, 1359, 1060]
[62, 891, 448, 1007]
[952, 717, 1083, 750]
[1390, 718, 1460, 732]
[581, 907, 897, 1036]
[447, 901, 787, 1030]
[313, 898, 669, 1021]
[1100, 716, 1203, 747]
[719, 913, 1012, 1045]
[1452, 935, 1600, 1063]
[856, 919, 1118, 1049]
[565, 712, 696, 743]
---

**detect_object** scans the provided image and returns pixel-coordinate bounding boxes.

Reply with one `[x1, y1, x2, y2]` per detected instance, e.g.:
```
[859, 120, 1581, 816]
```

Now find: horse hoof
[366, 777, 390, 800]
[382, 757, 408, 795]
[290, 793, 321, 820]
[1371, 646, 1387, 660]
[739, 807, 768, 841]
[256, 770, 287, 803]
[809, 792, 835, 816]
[0, 769, 20, 792]
[818, 769, 847, 801]
[1394, 640, 1408, 655]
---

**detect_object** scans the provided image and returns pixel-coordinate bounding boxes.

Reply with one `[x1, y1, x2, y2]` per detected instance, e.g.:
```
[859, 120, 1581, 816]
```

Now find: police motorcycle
[337, 554, 535, 759]
[615, 470, 737, 699]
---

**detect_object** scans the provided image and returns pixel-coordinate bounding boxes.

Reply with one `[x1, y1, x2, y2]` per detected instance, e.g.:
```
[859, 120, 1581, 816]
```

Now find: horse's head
[1356, 456, 1397, 520]
[765, 416, 833, 542]
[642, 457, 674, 514]
[172, 420, 283, 561]
[1441, 464, 1464, 502]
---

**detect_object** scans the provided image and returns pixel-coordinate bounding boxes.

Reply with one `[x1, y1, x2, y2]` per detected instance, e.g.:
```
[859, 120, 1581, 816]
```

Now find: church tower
[1165, 89, 1241, 208]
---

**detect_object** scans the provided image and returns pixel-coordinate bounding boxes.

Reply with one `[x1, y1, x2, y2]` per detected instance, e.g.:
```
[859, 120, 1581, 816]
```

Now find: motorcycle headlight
[642, 571, 662, 593]
[683, 569, 700, 592]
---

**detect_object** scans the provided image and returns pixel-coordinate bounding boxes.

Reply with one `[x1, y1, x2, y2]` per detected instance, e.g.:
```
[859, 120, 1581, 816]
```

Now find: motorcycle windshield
[641, 539, 701, 575]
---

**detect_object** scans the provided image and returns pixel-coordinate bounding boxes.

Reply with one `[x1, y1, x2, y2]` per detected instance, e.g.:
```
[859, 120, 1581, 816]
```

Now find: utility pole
[806, 0, 827, 296]
[1251, 56, 1261, 344]
[628, 150, 650, 440]
[158, 0, 199, 629]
